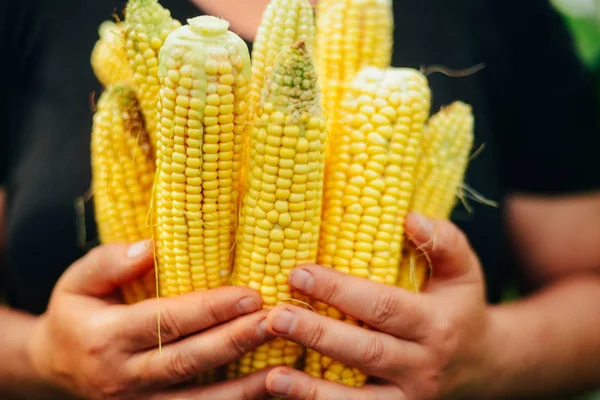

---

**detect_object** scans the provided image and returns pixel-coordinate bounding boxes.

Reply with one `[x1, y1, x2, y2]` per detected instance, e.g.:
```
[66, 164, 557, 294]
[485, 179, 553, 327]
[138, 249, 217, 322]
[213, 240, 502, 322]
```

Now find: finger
[405, 212, 480, 282]
[287, 265, 432, 339]
[266, 305, 424, 379]
[57, 240, 154, 297]
[123, 286, 263, 349]
[150, 368, 273, 400]
[266, 367, 404, 400]
[131, 310, 274, 386]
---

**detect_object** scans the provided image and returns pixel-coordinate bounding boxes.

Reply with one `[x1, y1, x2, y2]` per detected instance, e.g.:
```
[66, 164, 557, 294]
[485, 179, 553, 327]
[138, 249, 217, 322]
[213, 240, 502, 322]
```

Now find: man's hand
[28, 240, 274, 400]
[262, 213, 493, 399]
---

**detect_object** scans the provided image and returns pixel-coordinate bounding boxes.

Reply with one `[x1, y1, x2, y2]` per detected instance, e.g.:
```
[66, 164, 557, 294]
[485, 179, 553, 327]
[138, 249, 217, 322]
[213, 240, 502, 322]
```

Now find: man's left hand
[264, 213, 495, 399]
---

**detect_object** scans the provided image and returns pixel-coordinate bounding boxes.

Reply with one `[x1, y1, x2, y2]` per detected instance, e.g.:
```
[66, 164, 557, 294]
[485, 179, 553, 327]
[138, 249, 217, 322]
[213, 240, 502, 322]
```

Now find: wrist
[470, 304, 528, 400]
[26, 314, 75, 399]
[448, 305, 507, 400]
[0, 308, 70, 399]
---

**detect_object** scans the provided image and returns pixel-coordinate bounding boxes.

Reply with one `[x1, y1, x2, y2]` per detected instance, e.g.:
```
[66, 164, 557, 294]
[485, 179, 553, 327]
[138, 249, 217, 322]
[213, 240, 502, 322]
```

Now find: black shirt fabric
[1, 0, 599, 315]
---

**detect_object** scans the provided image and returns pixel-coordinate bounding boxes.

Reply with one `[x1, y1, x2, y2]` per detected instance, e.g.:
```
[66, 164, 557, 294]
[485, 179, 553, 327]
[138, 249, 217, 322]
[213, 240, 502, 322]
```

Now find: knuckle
[226, 328, 251, 358]
[439, 223, 468, 255]
[304, 321, 327, 350]
[429, 317, 458, 368]
[241, 386, 255, 400]
[359, 335, 385, 370]
[321, 277, 342, 305]
[423, 366, 446, 398]
[304, 383, 321, 400]
[157, 307, 183, 343]
[97, 244, 119, 265]
[85, 367, 133, 400]
[82, 318, 113, 358]
[166, 349, 198, 382]
[87, 246, 107, 272]
[203, 296, 224, 325]
[96, 381, 131, 400]
[370, 291, 398, 326]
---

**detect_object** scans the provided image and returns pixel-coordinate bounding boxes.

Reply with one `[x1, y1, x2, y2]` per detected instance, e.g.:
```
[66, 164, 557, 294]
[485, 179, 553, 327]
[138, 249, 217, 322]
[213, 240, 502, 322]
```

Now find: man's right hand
[28, 240, 273, 400]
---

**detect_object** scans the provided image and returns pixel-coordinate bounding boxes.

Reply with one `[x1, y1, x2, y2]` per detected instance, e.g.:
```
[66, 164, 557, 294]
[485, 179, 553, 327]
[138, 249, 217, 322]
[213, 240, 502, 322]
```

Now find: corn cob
[238, 0, 316, 204]
[315, 0, 393, 152]
[249, 0, 316, 110]
[398, 101, 474, 291]
[305, 67, 431, 386]
[91, 84, 156, 304]
[91, 21, 134, 87]
[228, 41, 327, 378]
[153, 15, 251, 297]
[124, 0, 181, 148]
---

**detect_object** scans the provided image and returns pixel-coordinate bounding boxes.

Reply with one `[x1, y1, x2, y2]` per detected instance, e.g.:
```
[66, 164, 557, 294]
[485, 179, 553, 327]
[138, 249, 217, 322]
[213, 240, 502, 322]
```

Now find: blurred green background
[507, 2, 600, 399]
[552, 0, 600, 71]
[552, 1, 600, 396]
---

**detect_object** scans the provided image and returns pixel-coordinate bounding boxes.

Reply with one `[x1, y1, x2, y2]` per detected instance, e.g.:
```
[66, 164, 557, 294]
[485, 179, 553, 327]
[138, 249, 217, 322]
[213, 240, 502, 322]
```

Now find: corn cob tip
[98, 20, 119, 38]
[265, 42, 320, 117]
[187, 15, 231, 34]
[441, 100, 472, 114]
[293, 40, 307, 51]
[126, 0, 158, 8]
[124, 0, 180, 34]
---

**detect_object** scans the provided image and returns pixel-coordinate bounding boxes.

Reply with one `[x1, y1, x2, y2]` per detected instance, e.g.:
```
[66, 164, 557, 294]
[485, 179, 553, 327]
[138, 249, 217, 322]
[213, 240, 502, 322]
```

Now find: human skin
[1, 0, 600, 397]
[262, 207, 600, 399]
[0, 241, 275, 399]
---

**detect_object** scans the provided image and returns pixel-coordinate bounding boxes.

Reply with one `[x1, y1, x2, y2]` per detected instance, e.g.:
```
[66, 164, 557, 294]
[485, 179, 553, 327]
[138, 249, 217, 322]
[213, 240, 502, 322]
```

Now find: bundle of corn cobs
[90, 0, 475, 387]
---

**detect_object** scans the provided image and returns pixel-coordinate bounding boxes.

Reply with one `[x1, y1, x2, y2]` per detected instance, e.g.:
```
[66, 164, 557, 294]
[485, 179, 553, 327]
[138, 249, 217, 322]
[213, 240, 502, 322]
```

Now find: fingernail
[290, 269, 314, 293]
[272, 310, 296, 335]
[412, 213, 434, 238]
[127, 240, 150, 258]
[236, 297, 260, 314]
[257, 319, 268, 339]
[270, 371, 292, 396]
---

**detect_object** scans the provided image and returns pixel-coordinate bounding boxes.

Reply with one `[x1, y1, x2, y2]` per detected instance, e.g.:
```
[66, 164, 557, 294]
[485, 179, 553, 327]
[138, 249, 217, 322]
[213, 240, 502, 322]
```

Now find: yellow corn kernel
[315, 0, 393, 157]
[228, 41, 327, 378]
[249, 0, 315, 110]
[398, 101, 474, 292]
[91, 84, 156, 303]
[239, 0, 316, 203]
[124, 0, 181, 148]
[305, 67, 431, 386]
[91, 21, 134, 87]
[153, 16, 251, 297]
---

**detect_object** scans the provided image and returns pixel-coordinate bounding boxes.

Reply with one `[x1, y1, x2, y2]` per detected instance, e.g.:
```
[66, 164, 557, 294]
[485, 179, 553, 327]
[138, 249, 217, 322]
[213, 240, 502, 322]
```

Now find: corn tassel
[398, 101, 474, 291]
[91, 21, 134, 87]
[91, 84, 156, 304]
[305, 67, 431, 386]
[228, 41, 327, 378]
[153, 15, 251, 297]
[124, 0, 181, 148]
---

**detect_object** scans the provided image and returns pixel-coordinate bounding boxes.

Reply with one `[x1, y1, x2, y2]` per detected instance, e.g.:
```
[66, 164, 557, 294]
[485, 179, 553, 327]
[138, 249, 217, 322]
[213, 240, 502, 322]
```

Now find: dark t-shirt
[1, 0, 599, 315]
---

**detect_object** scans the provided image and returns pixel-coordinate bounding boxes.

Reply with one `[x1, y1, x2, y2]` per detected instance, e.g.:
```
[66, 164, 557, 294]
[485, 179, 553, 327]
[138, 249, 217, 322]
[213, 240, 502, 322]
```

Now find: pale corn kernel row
[124, 0, 181, 148]
[397, 101, 474, 291]
[228, 41, 327, 378]
[305, 67, 431, 386]
[91, 84, 156, 303]
[315, 0, 393, 153]
[153, 16, 251, 297]
[248, 0, 316, 110]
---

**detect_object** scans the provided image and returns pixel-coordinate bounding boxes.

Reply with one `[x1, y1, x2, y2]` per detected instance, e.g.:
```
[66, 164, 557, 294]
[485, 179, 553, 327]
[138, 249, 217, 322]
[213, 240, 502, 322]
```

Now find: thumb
[56, 240, 154, 297]
[405, 213, 481, 283]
